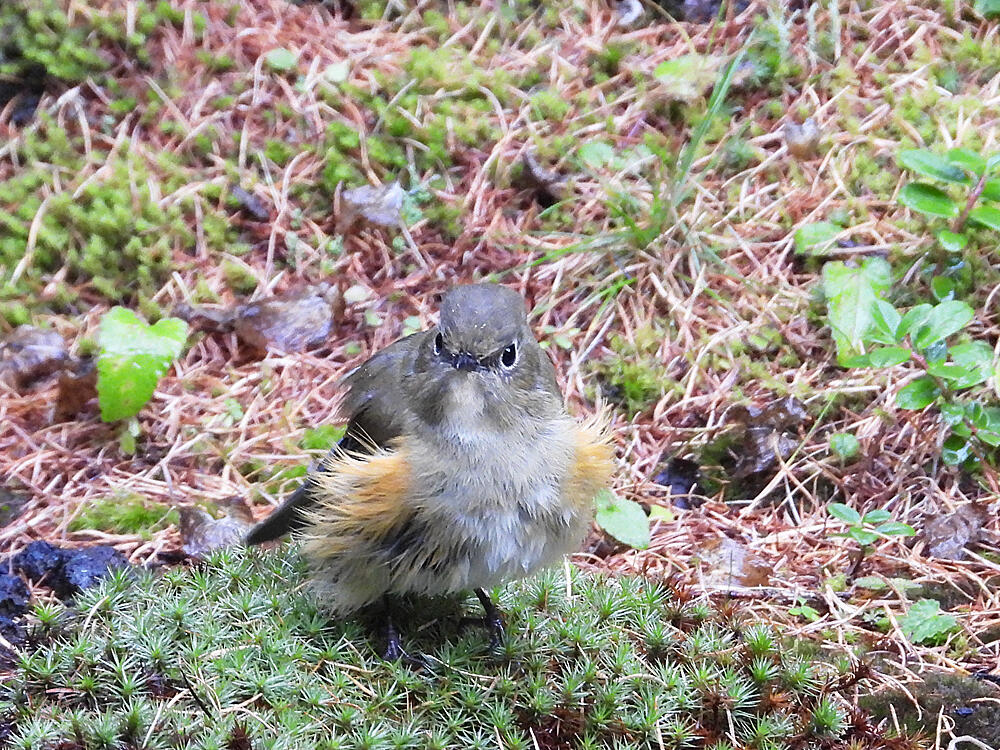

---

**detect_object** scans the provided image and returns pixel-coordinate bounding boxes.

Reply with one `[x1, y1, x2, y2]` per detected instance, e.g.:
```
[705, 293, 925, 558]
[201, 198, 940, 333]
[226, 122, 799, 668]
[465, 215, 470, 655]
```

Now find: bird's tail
[244, 480, 314, 545]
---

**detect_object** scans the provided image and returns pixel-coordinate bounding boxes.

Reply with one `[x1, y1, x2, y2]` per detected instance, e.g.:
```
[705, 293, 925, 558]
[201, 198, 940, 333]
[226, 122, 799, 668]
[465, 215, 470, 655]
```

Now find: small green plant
[827, 503, 915, 578]
[97, 307, 188, 451]
[828, 432, 860, 462]
[899, 598, 960, 646]
[896, 147, 1000, 250]
[824, 260, 997, 467]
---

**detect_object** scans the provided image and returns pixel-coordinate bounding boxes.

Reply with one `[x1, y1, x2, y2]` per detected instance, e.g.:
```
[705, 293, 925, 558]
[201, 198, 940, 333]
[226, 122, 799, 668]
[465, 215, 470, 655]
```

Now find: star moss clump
[3, 548, 887, 749]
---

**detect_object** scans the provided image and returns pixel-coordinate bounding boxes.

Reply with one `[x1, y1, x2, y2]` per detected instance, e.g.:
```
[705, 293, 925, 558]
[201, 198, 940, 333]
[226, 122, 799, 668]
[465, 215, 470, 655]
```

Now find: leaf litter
[1, 0, 999, 726]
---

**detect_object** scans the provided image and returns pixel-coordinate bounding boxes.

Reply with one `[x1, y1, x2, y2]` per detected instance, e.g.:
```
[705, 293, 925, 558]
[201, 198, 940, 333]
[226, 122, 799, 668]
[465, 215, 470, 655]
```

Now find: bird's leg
[381, 595, 405, 661]
[475, 588, 505, 649]
[378, 596, 429, 668]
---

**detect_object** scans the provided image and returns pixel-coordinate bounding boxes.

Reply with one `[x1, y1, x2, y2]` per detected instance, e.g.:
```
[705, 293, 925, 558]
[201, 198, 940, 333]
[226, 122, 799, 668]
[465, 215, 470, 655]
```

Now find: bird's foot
[382, 618, 405, 661]
[380, 604, 429, 668]
[474, 588, 506, 650]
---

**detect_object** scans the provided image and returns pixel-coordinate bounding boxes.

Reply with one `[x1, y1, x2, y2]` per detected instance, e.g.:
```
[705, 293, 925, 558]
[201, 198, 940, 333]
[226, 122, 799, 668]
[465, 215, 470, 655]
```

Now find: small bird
[246, 283, 613, 658]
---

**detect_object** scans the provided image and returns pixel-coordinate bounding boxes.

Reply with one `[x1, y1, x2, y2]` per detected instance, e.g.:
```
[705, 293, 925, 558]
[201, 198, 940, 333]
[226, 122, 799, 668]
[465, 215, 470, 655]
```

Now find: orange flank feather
[301, 446, 414, 558]
[565, 411, 615, 512]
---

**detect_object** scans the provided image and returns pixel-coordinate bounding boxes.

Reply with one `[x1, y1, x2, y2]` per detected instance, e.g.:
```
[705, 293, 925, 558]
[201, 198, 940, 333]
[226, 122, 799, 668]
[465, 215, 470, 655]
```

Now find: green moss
[0, 0, 181, 85]
[68, 493, 178, 538]
[530, 89, 571, 122]
[222, 258, 259, 294]
[0, 113, 249, 312]
[3, 549, 878, 749]
[264, 139, 297, 167]
[592, 327, 675, 416]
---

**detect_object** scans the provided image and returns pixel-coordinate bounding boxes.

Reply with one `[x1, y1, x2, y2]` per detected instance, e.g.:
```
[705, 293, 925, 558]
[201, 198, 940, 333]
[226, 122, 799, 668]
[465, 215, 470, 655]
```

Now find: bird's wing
[244, 332, 422, 545]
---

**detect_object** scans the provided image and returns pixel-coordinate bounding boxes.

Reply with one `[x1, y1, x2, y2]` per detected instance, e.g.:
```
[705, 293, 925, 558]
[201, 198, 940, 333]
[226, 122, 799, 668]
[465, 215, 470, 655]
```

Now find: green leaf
[648, 505, 675, 522]
[264, 48, 298, 73]
[794, 221, 842, 255]
[914, 300, 974, 349]
[861, 509, 891, 524]
[897, 149, 969, 183]
[867, 347, 911, 368]
[847, 528, 879, 546]
[976, 0, 1000, 19]
[896, 377, 940, 409]
[829, 433, 860, 460]
[653, 53, 723, 102]
[968, 204, 1000, 232]
[898, 183, 959, 217]
[900, 599, 958, 645]
[870, 300, 902, 343]
[975, 406, 1000, 446]
[578, 142, 616, 170]
[931, 276, 956, 302]
[827, 502, 861, 525]
[788, 602, 820, 621]
[855, 576, 888, 590]
[594, 489, 650, 549]
[936, 230, 968, 253]
[942, 434, 972, 465]
[946, 148, 986, 175]
[940, 402, 966, 427]
[875, 521, 916, 537]
[97, 308, 189, 422]
[898, 304, 933, 338]
[926, 361, 977, 383]
[822, 258, 891, 365]
[981, 178, 1000, 202]
[300, 424, 347, 451]
[854, 576, 889, 591]
[843, 353, 873, 367]
[946, 341, 993, 388]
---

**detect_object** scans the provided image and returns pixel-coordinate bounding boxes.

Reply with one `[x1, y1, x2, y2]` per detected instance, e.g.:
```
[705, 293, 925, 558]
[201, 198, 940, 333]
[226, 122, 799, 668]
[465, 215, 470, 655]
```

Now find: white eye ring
[501, 342, 517, 367]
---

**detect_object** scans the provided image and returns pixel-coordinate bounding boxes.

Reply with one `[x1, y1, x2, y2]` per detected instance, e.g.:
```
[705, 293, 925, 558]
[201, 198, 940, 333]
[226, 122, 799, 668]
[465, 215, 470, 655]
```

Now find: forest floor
[2, 0, 1000, 744]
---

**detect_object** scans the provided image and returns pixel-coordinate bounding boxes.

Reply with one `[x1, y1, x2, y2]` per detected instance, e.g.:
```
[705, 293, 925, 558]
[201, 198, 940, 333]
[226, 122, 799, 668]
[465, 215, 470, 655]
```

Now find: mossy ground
[2, 0, 1000, 742]
[5, 549, 880, 750]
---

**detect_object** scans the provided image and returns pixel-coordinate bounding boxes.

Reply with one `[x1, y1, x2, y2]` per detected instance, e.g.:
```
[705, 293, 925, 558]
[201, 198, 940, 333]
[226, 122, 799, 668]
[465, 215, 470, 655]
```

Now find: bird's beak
[452, 351, 480, 371]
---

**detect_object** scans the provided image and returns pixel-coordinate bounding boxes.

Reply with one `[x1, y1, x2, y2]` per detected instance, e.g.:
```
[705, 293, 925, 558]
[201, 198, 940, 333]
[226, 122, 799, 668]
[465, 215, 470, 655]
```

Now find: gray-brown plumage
[245, 284, 612, 654]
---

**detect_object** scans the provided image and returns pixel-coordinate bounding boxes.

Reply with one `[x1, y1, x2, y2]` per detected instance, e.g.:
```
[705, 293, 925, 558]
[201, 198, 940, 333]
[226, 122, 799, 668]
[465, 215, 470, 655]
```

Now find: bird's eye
[501, 342, 517, 368]
[434, 332, 444, 355]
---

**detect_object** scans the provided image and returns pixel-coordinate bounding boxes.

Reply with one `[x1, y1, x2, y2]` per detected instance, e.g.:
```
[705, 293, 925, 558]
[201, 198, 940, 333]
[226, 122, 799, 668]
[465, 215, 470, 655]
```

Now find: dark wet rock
[11, 541, 128, 597]
[0, 64, 45, 127]
[784, 118, 822, 160]
[0, 325, 67, 387]
[652, 457, 702, 508]
[11, 540, 67, 585]
[57, 546, 129, 597]
[173, 302, 237, 333]
[0, 574, 29, 618]
[681, 0, 723, 22]
[862, 672, 1000, 745]
[728, 397, 808, 478]
[176, 285, 339, 353]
